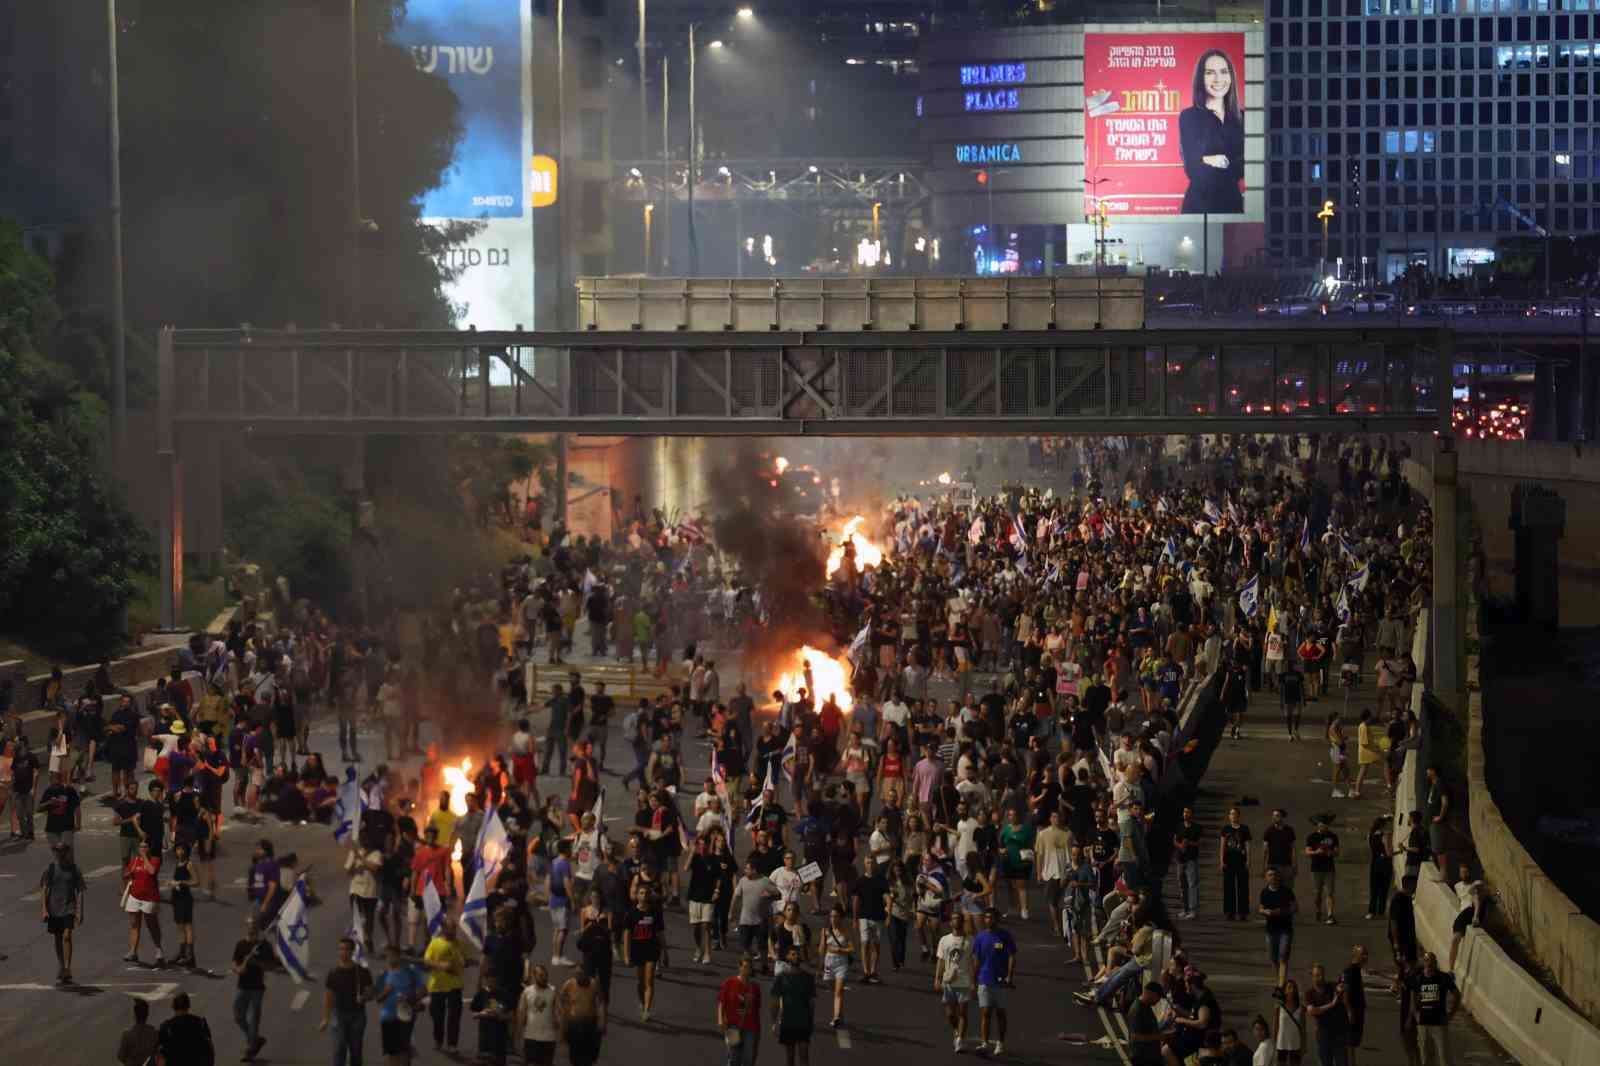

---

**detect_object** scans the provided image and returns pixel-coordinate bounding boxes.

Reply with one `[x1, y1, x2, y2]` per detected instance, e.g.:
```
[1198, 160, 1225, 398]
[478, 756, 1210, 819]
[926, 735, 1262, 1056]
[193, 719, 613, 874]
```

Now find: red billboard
[1083, 33, 1247, 217]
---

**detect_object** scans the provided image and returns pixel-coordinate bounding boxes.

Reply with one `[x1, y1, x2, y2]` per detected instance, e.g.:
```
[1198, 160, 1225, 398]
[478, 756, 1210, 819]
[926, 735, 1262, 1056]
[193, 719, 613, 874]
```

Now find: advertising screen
[394, 0, 534, 328]
[1083, 33, 1247, 216]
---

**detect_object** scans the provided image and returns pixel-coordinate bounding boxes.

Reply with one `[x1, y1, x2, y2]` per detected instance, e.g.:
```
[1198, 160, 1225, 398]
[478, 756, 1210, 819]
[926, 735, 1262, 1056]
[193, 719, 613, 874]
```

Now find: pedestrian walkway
[1170, 663, 1514, 1064]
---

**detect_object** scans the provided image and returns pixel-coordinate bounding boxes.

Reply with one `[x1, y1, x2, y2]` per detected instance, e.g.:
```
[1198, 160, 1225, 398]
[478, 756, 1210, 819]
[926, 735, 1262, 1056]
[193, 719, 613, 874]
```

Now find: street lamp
[736, 5, 755, 18]
[1317, 199, 1336, 277]
[643, 203, 654, 273]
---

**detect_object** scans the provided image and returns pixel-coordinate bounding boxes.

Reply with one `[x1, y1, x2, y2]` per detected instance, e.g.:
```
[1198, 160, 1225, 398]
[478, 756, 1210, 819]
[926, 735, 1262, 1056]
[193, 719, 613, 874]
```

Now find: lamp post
[1318, 199, 1337, 279]
[643, 202, 654, 273]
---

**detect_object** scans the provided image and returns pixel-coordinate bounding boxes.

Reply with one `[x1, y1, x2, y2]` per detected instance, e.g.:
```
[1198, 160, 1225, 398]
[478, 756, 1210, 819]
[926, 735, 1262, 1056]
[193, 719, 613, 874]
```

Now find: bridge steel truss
[153, 324, 1451, 626]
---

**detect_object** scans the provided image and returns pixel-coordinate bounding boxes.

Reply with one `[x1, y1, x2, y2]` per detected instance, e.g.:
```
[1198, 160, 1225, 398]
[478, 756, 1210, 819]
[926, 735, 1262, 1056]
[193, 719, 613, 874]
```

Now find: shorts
[1265, 930, 1294, 965]
[46, 830, 75, 850]
[377, 1018, 413, 1055]
[109, 752, 137, 773]
[941, 985, 973, 1005]
[1452, 907, 1476, 935]
[822, 954, 849, 982]
[858, 918, 884, 945]
[550, 905, 571, 931]
[977, 984, 1006, 1009]
[565, 1021, 602, 1066]
[524, 1039, 556, 1066]
[688, 900, 714, 925]
[45, 915, 77, 934]
[778, 1026, 812, 1047]
[125, 895, 158, 915]
[1428, 824, 1446, 855]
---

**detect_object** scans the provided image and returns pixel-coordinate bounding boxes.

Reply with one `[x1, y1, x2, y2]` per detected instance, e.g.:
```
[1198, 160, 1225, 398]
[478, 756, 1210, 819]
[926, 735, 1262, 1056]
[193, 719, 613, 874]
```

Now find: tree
[0, 220, 152, 660]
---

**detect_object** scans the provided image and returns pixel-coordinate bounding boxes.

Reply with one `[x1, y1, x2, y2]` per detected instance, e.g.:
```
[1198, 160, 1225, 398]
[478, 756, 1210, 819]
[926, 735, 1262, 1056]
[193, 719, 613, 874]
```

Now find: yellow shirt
[427, 808, 459, 847]
[424, 936, 465, 994]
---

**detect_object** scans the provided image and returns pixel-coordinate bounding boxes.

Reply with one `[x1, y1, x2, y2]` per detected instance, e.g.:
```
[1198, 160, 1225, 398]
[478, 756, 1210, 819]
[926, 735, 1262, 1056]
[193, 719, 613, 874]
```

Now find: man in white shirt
[879, 696, 910, 743]
[514, 963, 559, 1063]
[934, 912, 976, 1053]
[769, 850, 805, 915]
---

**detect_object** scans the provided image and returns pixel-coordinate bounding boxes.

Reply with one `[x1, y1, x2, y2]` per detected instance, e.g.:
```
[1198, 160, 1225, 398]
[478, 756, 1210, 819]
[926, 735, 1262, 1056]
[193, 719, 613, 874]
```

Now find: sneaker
[974, 1041, 992, 1055]
[1364, 912, 1377, 920]
[992, 1042, 1005, 1056]
[1349, 789, 1362, 799]
[829, 1017, 843, 1029]
[1331, 789, 1346, 799]
[1019, 909, 1030, 921]
[123, 952, 138, 963]
[954, 1036, 965, 1053]
[1073, 990, 1097, 1007]
[1325, 916, 1337, 926]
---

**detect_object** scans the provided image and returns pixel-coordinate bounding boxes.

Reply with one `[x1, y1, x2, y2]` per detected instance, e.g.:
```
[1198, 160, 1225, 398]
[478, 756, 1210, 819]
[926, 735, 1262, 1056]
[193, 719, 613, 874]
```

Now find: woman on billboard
[1179, 49, 1245, 214]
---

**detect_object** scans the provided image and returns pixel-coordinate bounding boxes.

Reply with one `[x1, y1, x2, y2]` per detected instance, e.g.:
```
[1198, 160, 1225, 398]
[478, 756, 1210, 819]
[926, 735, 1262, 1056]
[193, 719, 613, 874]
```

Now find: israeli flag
[1237, 575, 1261, 619]
[1298, 516, 1311, 554]
[1335, 583, 1352, 623]
[1162, 537, 1178, 566]
[779, 731, 798, 782]
[1338, 532, 1359, 562]
[272, 877, 314, 983]
[1010, 512, 1031, 552]
[847, 621, 872, 666]
[346, 903, 369, 969]
[475, 807, 512, 880]
[422, 876, 446, 939]
[1155, 496, 1169, 515]
[333, 765, 364, 845]
[1226, 494, 1242, 525]
[1346, 563, 1371, 593]
[1203, 498, 1223, 525]
[460, 867, 490, 949]
[590, 785, 606, 826]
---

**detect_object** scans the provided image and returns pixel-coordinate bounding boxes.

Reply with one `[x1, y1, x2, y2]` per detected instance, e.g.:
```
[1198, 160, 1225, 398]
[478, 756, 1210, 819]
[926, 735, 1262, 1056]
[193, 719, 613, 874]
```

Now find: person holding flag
[1238, 574, 1261, 620]
[272, 873, 315, 984]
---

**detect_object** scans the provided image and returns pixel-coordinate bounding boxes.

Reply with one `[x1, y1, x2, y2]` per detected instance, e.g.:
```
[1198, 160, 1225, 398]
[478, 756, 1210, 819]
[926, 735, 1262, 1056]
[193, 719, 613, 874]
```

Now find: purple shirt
[165, 750, 195, 792]
[249, 858, 281, 905]
[912, 757, 944, 804]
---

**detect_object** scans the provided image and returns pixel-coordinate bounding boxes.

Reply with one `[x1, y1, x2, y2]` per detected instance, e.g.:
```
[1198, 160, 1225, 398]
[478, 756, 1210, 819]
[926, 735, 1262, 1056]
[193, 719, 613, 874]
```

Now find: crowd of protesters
[1, 431, 1487, 1066]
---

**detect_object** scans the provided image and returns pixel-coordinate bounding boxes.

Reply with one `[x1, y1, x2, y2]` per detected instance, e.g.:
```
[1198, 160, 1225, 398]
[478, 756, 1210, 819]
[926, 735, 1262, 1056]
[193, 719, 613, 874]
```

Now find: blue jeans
[1178, 859, 1200, 913]
[332, 1008, 366, 1066]
[622, 739, 649, 787]
[234, 988, 264, 1046]
[723, 1031, 758, 1066]
[1095, 957, 1144, 1007]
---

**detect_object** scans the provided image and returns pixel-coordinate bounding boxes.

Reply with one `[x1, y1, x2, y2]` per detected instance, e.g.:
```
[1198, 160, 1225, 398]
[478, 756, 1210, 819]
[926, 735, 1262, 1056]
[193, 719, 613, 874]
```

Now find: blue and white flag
[1162, 537, 1178, 566]
[1335, 583, 1352, 624]
[346, 902, 369, 969]
[422, 876, 446, 939]
[1298, 516, 1311, 553]
[590, 785, 606, 826]
[273, 877, 314, 983]
[1226, 494, 1242, 525]
[475, 807, 512, 879]
[1203, 498, 1223, 525]
[779, 731, 798, 782]
[1338, 532, 1359, 562]
[1346, 563, 1371, 594]
[1155, 495, 1170, 515]
[1237, 575, 1261, 619]
[1010, 513, 1031, 553]
[333, 765, 364, 845]
[460, 867, 490, 950]
[847, 621, 872, 666]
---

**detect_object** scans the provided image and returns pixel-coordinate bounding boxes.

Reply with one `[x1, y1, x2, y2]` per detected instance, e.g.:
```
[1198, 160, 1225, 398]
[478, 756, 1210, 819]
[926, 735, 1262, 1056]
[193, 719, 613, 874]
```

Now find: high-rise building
[1264, 0, 1598, 283]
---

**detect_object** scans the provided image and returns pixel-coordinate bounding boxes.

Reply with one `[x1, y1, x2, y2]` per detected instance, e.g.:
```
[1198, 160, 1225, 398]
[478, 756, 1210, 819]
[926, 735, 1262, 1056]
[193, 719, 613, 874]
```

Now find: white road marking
[0, 980, 178, 1001]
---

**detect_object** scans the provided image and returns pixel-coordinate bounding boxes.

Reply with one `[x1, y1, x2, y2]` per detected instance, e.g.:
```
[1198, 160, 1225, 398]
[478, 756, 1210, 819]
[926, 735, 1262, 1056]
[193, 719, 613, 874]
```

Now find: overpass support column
[157, 327, 185, 631]
[1431, 437, 1460, 707]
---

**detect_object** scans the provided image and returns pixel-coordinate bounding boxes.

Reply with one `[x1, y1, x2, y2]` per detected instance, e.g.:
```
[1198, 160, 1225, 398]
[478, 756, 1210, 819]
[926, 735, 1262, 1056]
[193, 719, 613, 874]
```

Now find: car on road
[1331, 290, 1396, 314]
[1256, 296, 1323, 317]
[1151, 300, 1206, 318]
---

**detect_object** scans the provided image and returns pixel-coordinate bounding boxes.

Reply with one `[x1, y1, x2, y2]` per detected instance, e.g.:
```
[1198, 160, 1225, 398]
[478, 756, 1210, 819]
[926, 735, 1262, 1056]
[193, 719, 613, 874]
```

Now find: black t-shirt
[1259, 884, 1296, 934]
[687, 853, 721, 903]
[233, 938, 267, 990]
[156, 1013, 215, 1066]
[1409, 970, 1457, 1026]
[1220, 824, 1252, 866]
[1126, 1000, 1164, 1065]
[755, 805, 788, 841]
[1306, 829, 1338, 873]
[851, 874, 889, 921]
[325, 963, 373, 1012]
[1065, 784, 1097, 837]
[750, 845, 783, 878]
[115, 797, 143, 839]
[1262, 823, 1296, 866]
[1175, 824, 1203, 863]
[38, 784, 80, 833]
[1341, 963, 1367, 1017]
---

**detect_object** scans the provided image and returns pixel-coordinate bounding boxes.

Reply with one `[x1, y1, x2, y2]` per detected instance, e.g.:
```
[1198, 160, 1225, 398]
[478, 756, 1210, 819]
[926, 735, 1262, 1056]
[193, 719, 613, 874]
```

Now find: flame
[937, 471, 952, 485]
[443, 757, 474, 816]
[824, 515, 884, 578]
[774, 645, 854, 714]
[775, 456, 790, 474]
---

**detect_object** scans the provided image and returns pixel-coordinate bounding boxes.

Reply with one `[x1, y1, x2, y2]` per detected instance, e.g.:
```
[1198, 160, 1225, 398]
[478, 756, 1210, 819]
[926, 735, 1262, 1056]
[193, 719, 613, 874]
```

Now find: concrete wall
[1405, 441, 1600, 626]
[603, 436, 722, 524]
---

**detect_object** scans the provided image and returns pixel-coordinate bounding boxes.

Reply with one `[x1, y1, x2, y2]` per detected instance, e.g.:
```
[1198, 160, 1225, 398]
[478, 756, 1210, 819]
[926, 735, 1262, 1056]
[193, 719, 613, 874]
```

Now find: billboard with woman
[1083, 33, 1247, 216]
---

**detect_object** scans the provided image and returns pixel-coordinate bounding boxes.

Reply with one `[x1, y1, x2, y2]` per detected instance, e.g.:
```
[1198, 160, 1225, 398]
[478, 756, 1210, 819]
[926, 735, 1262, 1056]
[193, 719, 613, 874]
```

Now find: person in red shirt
[123, 839, 166, 965]
[567, 739, 599, 833]
[716, 953, 763, 1065]
[409, 825, 453, 948]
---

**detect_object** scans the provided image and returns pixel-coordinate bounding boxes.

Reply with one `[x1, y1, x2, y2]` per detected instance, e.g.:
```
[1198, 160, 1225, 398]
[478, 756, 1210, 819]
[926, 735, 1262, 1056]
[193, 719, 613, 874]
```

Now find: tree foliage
[0, 220, 152, 660]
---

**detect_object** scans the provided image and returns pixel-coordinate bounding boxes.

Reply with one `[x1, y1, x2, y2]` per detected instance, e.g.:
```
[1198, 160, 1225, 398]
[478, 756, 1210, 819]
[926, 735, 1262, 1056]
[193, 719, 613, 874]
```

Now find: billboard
[395, 0, 534, 328]
[1083, 33, 1247, 216]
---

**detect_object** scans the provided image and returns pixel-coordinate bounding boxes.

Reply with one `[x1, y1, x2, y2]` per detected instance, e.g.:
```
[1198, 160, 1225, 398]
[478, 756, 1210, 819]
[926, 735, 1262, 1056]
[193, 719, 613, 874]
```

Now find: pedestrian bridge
[159, 324, 1449, 439]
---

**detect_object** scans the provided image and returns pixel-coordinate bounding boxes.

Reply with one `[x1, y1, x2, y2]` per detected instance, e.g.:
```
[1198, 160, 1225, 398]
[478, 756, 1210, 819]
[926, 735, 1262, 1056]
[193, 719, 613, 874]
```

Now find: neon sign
[954, 143, 1022, 164]
[964, 89, 1020, 112]
[960, 63, 1027, 86]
